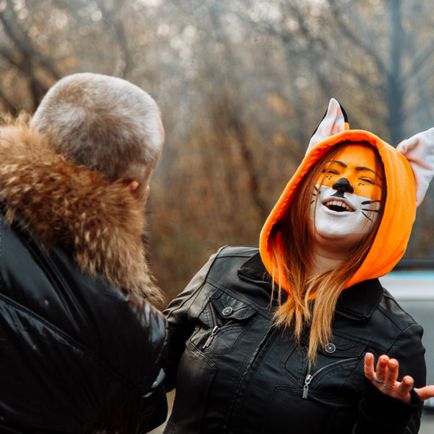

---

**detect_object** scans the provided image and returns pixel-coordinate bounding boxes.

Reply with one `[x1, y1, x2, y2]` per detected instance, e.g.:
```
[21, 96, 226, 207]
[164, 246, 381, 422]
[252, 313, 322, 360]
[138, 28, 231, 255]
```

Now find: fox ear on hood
[397, 127, 434, 207]
[307, 98, 349, 154]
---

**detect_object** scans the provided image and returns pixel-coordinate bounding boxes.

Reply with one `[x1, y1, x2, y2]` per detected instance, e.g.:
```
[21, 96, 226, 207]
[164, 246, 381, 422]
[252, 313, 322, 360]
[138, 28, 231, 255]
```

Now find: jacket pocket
[191, 292, 257, 353]
[286, 334, 368, 405]
[165, 343, 217, 434]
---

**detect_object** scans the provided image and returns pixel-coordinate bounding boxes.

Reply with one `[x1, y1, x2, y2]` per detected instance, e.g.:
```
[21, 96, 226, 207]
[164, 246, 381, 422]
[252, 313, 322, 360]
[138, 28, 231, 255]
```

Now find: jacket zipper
[302, 357, 358, 399]
[202, 302, 219, 350]
[202, 325, 219, 350]
[201, 301, 240, 350]
[302, 361, 313, 399]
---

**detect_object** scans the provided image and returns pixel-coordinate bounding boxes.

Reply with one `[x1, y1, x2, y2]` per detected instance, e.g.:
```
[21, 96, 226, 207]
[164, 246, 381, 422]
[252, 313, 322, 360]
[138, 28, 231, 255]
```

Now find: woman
[163, 99, 434, 434]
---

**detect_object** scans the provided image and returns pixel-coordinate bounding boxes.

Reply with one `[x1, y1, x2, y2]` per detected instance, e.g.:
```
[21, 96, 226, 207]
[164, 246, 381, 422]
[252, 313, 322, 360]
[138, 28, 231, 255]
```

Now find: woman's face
[310, 143, 383, 250]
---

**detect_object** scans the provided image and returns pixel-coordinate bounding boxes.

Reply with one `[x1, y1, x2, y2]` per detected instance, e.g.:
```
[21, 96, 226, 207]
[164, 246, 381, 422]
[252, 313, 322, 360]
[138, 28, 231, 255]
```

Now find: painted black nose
[332, 177, 354, 194]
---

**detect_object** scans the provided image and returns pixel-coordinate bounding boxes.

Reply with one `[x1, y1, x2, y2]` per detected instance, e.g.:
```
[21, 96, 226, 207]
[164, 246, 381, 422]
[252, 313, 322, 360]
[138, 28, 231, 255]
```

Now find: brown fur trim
[0, 123, 163, 307]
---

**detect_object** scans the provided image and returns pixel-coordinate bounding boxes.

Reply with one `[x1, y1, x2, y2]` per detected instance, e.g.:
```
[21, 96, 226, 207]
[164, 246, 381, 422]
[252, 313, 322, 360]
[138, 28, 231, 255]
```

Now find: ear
[307, 98, 348, 154]
[397, 128, 434, 207]
[127, 180, 140, 193]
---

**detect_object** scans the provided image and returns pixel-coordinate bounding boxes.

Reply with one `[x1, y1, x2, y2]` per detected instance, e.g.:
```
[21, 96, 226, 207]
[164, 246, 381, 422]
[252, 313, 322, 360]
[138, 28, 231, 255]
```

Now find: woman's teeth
[324, 200, 354, 212]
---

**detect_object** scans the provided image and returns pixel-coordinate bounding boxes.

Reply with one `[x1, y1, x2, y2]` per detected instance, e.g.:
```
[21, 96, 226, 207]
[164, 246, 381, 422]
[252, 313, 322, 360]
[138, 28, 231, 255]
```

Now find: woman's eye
[321, 168, 339, 174]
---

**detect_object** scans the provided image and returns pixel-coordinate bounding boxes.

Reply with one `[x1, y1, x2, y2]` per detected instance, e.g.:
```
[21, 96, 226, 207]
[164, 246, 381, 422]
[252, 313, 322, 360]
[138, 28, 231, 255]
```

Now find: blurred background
[1, 0, 434, 299]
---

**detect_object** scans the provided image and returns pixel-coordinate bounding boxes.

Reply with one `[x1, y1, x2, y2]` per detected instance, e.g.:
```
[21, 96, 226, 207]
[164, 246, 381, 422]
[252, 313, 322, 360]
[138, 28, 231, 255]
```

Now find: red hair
[271, 142, 386, 361]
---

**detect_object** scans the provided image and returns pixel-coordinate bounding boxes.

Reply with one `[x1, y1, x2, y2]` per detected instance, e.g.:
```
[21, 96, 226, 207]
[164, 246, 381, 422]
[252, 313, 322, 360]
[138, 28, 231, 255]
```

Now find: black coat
[0, 218, 167, 433]
[164, 247, 425, 434]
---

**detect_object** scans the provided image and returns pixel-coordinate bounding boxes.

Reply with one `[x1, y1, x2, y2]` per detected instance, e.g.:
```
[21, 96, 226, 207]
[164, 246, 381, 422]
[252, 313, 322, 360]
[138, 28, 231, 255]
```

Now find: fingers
[392, 375, 413, 404]
[384, 358, 399, 389]
[415, 385, 434, 401]
[364, 352, 375, 381]
[364, 352, 414, 404]
[399, 376, 414, 396]
[365, 354, 390, 387]
[375, 355, 389, 384]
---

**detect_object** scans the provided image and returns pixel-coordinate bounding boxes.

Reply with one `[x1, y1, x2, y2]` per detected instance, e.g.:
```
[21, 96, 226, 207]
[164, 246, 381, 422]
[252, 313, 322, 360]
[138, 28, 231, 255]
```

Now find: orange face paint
[310, 143, 384, 253]
[317, 144, 382, 202]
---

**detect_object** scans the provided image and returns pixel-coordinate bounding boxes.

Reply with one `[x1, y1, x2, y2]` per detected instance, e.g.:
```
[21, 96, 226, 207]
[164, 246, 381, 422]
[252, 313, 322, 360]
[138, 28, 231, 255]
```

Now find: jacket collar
[238, 252, 272, 286]
[0, 123, 162, 306]
[239, 252, 383, 321]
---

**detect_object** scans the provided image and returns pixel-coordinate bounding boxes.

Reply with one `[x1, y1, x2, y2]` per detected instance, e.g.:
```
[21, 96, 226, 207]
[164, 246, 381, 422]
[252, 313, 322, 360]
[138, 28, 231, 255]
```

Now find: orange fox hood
[259, 129, 416, 291]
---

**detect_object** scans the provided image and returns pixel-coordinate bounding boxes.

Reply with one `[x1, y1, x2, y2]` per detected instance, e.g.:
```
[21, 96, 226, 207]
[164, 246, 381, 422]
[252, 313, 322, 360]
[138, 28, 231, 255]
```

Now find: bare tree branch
[0, 45, 23, 70]
[283, 2, 335, 96]
[402, 39, 434, 83]
[0, 0, 60, 80]
[384, 0, 404, 143]
[95, 0, 132, 78]
[207, 3, 269, 222]
[327, 0, 387, 76]
[0, 86, 18, 114]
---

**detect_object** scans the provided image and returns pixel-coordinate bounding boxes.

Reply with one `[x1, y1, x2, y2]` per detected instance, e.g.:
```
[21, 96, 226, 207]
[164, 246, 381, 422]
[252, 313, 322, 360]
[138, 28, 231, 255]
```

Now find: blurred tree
[0, 0, 60, 111]
[0, 0, 433, 297]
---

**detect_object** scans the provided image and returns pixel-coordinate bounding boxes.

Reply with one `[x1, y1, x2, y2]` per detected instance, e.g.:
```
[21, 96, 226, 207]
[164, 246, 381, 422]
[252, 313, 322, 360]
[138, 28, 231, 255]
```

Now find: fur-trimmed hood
[0, 122, 163, 306]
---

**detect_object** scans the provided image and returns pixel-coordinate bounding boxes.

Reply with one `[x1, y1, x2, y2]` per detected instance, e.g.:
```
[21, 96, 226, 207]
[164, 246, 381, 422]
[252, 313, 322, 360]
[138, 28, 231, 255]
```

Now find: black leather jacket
[0, 218, 167, 433]
[164, 247, 425, 434]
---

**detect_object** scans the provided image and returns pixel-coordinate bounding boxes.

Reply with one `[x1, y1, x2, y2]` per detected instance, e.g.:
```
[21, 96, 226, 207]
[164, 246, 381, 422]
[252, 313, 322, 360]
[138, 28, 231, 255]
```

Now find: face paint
[310, 144, 383, 249]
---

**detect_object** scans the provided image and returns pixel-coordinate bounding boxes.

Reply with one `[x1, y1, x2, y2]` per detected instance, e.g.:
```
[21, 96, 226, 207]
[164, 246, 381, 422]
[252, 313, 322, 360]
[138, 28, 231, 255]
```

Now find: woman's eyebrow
[329, 160, 346, 167]
[355, 166, 377, 176]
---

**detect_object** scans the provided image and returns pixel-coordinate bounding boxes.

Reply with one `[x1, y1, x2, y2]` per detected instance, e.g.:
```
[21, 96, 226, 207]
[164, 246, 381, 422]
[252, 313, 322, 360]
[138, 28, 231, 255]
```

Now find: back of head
[30, 72, 164, 183]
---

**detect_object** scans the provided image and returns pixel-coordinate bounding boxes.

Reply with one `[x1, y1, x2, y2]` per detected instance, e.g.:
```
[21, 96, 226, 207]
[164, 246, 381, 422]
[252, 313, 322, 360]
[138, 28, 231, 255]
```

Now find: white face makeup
[310, 144, 383, 252]
[311, 185, 381, 246]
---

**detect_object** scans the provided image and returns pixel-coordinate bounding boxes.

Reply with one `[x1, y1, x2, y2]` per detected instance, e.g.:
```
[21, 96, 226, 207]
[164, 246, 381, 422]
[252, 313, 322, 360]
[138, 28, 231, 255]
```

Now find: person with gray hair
[31, 72, 164, 197]
[0, 73, 167, 433]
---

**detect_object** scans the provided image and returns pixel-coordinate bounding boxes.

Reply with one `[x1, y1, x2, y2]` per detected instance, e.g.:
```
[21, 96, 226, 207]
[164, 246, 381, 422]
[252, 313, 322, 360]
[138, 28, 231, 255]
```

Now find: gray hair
[30, 72, 164, 182]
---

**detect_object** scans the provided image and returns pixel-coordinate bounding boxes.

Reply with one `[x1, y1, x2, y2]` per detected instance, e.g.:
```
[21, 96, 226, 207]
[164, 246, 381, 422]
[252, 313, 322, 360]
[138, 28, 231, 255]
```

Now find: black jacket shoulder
[0, 218, 166, 433]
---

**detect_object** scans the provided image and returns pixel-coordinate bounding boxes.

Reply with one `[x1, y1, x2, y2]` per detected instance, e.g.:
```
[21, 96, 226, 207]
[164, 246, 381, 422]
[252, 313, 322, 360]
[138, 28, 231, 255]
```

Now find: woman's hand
[364, 352, 434, 404]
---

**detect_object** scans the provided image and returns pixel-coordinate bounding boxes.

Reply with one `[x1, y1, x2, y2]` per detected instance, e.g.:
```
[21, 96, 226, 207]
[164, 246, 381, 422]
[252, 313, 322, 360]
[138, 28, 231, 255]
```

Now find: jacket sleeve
[163, 253, 217, 391]
[353, 323, 426, 434]
[136, 369, 168, 433]
[95, 297, 168, 433]
[132, 302, 168, 432]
